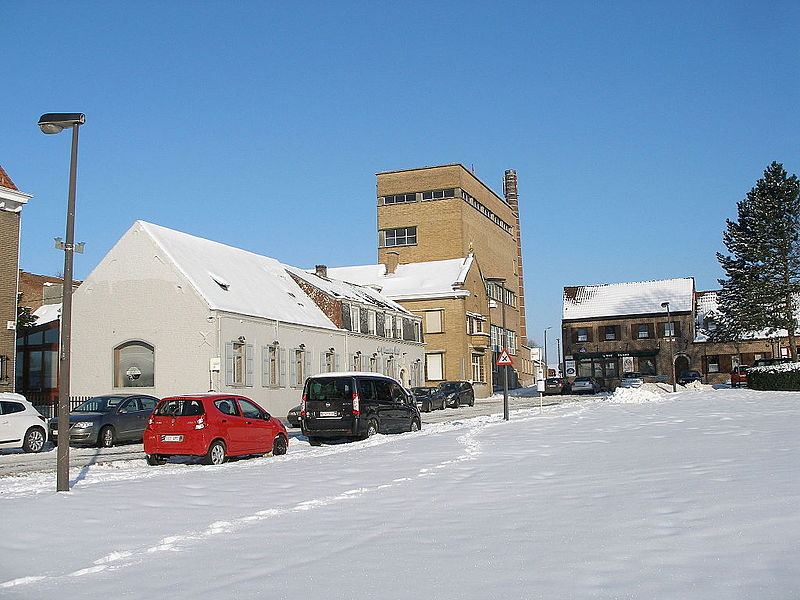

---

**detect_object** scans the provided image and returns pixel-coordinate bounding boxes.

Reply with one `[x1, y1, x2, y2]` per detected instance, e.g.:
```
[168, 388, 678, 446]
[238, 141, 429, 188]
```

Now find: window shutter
[262, 347, 269, 387]
[376, 312, 385, 337]
[378, 230, 386, 247]
[320, 352, 326, 373]
[341, 303, 351, 330]
[674, 321, 682, 337]
[334, 353, 340, 372]
[289, 350, 297, 387]
[245, 344, 254, 387]
[279, 348, 287, 387]
[224, 343, 234, 386]
[304, 352, 312, 381]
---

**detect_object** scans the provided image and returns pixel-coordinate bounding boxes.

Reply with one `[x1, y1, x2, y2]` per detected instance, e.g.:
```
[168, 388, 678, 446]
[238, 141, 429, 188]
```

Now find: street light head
[38, 113, 85, 134]
[661, 302, 670, 308]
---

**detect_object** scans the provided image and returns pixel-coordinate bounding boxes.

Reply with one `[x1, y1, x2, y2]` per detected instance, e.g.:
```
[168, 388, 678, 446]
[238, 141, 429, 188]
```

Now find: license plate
[318, 411, 339, 418]
[162, 435, 184, 442]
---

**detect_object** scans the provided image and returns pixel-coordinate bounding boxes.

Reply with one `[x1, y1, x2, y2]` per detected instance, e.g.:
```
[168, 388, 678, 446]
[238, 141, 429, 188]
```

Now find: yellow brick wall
[0, 210, 20, 391]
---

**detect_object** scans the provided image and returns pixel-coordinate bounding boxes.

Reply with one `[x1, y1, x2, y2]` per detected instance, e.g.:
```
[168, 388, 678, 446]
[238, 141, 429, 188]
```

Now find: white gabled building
[70, 221, 424, 416]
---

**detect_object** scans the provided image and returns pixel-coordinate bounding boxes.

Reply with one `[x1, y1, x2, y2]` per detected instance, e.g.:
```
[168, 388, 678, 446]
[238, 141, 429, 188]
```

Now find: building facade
[562, 278, 786, 389]
[0, 165, 31, 391]
[375, 164, 533, 389]
[70, 221, 425, 418]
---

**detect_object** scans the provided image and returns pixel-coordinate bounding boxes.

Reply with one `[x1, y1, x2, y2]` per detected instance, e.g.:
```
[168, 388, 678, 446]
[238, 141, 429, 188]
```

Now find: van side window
[358, 379, 376, 402]
[390, 383, 406, 403]
[374, 379, 393, 403]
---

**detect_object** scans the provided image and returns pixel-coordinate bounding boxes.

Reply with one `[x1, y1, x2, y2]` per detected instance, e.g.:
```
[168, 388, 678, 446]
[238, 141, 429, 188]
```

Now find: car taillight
[195, 416, 206, 430]
[352, 392, 360, 415]
[300, 394, 307, 418]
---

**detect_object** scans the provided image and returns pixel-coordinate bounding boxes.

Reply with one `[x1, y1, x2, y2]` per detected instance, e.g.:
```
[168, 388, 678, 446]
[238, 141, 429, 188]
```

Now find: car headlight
[73, 421, 95, 429]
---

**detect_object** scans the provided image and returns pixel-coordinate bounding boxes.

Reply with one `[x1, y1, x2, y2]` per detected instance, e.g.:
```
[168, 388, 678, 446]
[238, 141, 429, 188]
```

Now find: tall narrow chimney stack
[315, 264, 328, 278]
[385, 251, 400, 275]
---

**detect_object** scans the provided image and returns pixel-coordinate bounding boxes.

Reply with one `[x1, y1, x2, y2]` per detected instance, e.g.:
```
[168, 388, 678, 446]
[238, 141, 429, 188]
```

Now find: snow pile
[641, 382, 673, 394]
[606, 386, 664, 403]
[749, 361, 800, 374]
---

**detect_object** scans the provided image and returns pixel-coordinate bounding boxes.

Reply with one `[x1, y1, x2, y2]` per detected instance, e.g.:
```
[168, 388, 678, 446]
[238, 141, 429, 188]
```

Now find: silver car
[620, 372, 644, 388]
[571, 376, 601, 395]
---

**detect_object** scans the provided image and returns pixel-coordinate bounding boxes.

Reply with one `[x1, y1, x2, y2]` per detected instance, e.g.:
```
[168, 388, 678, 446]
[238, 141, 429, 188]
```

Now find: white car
[0, 393, 49, 453]
[620, 372, 645, 388]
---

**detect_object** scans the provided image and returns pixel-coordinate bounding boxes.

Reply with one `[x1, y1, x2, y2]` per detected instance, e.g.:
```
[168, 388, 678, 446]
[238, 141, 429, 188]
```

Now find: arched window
[114, 341, 155, 387]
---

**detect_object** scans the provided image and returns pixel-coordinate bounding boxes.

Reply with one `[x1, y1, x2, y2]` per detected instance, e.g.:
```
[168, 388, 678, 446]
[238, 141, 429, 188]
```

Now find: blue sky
[3, 1, 799, 357]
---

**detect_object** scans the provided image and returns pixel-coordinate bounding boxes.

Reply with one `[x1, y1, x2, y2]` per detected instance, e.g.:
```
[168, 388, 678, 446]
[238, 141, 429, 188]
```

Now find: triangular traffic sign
[496, 348, 514, 366]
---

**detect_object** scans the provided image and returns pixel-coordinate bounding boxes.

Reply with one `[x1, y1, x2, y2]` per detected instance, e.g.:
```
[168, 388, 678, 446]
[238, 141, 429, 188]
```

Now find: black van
[301, 373, 421, 445]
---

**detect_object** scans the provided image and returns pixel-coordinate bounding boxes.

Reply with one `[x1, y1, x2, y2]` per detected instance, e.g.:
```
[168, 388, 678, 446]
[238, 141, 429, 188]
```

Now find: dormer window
[209, 273, 230, 291]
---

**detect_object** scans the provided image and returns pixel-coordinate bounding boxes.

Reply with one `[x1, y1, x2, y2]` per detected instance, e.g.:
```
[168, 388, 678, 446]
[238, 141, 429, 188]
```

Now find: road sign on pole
[496, 349, 513, 366]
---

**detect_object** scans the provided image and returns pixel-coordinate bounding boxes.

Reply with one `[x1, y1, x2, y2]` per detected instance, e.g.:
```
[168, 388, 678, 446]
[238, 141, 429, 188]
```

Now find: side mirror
[263, 413, 272, 421]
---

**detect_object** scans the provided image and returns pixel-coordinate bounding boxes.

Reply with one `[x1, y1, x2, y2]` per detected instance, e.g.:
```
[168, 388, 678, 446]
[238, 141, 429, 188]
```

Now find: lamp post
[543, 326, 552, 378]
[661, 301, 676, 392]
[486, 277, 508, 421]
[39, 113, 85, 492]
[556, 337, 562, 376]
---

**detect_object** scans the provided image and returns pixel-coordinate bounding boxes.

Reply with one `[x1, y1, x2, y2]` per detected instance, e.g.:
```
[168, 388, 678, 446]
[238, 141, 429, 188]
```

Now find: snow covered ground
[1, 388, 798, 599]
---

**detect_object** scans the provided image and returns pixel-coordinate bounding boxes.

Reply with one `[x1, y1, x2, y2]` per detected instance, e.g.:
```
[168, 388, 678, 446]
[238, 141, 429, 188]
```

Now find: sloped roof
[137, 221, 338, 329]
[285, 266, 411, 314]
[563, 278, 695, 320]
[0, 164, 18, 191]
[32, 303, 61, 326]
[324, 256, 475, 300]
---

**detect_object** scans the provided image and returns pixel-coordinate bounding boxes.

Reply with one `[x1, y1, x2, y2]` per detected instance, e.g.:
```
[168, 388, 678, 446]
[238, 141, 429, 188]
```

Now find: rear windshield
[574, 377, 590, 382]
[306, 377, 353, 402]
[621, 372, 642, 378]
[545, 378, 561, 384]
[438, 382, 460, 391]
[155, 399, 204, 417]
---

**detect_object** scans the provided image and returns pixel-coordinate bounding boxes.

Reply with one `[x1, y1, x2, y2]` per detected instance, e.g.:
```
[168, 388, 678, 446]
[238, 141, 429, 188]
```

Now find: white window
[380, 227, 417, 247]
[426, 353, 444, 381]
[395, 316, 403, 339]
[425, 310, 443, 334]
[370, 355, 378, 372]
[350, 306, 360, 332]
[471, 353, 485, 383]
[293, 349, 305, 386]
[226, 341, 253, 387]
[385, 314, 394, 339]
[353, 353, 363, 371]
[508, 331, 517, 355]
[663, 322, 675, 337]
[262, 344, 281, 386]
[368, 311, 376, 335]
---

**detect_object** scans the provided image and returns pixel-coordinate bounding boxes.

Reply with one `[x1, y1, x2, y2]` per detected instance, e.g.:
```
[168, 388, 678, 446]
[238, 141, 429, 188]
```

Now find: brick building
[0, 165, 32, 391]
[562, 277, 786, 389]
[373, 164, 534, 391]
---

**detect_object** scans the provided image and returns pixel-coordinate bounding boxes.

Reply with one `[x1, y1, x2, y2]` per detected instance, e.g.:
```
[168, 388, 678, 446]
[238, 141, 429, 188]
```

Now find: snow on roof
[137, 221, 337, 329]
[563, 278, 695, 320]
[285, 266, 411, 314]
[32, 303, 61, 325]
[324, 255, 474, 300]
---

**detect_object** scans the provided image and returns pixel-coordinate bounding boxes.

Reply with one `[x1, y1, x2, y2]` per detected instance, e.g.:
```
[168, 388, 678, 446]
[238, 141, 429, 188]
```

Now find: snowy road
[0, 390, 581, 477]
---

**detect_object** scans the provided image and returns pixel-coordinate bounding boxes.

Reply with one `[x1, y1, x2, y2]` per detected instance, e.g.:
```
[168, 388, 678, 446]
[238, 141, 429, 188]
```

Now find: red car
[144, 394, 288, 465]
[730, 366, 749, 388]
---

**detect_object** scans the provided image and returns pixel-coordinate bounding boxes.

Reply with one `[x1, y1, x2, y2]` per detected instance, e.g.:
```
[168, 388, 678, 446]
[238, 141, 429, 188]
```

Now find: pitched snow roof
[285, 266, 411, 314]
[137, 221, 337, 329]
[323, 256, 475, 301]
[32, 303, 61, 325]
[563, 278, 695, 321]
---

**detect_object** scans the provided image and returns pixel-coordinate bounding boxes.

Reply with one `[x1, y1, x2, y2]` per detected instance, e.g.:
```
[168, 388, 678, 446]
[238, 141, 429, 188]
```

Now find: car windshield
[622, 372, 642, 379]
[682, 371, 701, 377]
[438, 382, 460, 391]
[574, 377, 590, 383]
[411, 388, 434, 397]
[73, 396, 127, 413]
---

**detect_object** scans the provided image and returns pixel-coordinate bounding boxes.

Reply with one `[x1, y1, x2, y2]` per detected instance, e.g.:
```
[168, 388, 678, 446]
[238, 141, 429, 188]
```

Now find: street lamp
[661, 301, 676, 392]
[543, 326, 552, 378]
[39, 112, 85, 492]
[486, 277, 509, 421]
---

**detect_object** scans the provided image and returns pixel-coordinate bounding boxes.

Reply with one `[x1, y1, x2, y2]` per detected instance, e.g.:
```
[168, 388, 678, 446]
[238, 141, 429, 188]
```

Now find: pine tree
[715, 162, 800, 360]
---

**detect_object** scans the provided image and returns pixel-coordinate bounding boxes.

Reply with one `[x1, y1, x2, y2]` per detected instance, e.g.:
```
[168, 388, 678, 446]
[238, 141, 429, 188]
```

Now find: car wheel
[22, 427, 46, 453]
[146, 454, 166, 466]
[410, 418, 420, 432]
[98, 426, 115, 448]
[307, 436, 322, 446]
[366, 418, 379, 438]
[272, 434, 288, 456]
[203, 440, 226, 465]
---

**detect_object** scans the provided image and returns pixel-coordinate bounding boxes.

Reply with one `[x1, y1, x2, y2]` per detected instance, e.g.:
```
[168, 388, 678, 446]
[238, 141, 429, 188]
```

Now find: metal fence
[26, 393, 93, 419]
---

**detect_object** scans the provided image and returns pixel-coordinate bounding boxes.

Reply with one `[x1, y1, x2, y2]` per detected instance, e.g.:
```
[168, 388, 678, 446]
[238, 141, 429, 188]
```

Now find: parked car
[570, 376, 601, 395]
[301, 373, 421, 445]
[144, 394, 288, 465]
[543, 377, 569, 396]
[436, 381, 475, 408]
[678, 370, 703, 385]
[730, 366, 749, 388]
[753, 357, 792, 367]
[287, 405, 301, 427]
[49, 394, 159, 447]
[0, 393, 48, 453]
[620, 372, 645, 389]
[411, 386, 446, 412]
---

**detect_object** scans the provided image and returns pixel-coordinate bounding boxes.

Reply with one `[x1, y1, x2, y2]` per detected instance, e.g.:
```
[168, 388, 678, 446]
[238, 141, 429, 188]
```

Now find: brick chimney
[385, 251, 400, 275]
[315, 264, 328, 278]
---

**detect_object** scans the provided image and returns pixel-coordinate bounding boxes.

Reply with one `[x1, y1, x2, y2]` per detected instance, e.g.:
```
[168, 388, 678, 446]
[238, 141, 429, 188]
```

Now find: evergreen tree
[715, 162, 800, 359]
